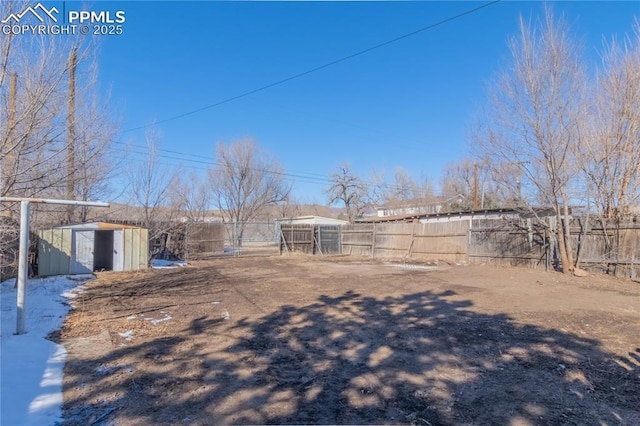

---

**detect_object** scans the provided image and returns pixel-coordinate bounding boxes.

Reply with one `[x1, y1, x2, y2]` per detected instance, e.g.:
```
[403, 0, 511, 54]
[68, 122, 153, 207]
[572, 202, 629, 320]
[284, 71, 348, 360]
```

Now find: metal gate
[280, 224, 342, 255]
[316, 225, 341, 255]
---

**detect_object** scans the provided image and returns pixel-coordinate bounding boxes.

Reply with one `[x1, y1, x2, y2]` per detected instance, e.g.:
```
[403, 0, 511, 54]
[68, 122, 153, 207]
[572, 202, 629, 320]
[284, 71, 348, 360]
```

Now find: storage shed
[38, 222, 148, 276]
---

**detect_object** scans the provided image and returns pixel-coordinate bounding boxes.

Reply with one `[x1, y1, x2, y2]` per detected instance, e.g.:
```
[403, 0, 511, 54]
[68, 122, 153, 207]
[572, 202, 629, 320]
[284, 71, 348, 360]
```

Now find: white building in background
[375, 195, 465, 217]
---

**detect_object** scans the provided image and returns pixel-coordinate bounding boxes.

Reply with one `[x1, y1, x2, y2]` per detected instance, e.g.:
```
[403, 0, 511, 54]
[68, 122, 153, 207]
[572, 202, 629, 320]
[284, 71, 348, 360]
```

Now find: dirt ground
[59, 251, 640, 425]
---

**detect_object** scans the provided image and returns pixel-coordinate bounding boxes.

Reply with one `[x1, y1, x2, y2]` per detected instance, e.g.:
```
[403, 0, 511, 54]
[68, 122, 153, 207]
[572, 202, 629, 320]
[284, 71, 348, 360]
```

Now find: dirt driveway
[60, 253, 640, 425]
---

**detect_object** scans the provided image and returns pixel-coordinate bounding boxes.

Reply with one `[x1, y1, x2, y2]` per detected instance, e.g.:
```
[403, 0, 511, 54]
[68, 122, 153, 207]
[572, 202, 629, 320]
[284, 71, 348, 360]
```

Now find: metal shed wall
[38, 228, 73, 276]
[123, 227, 148, 271]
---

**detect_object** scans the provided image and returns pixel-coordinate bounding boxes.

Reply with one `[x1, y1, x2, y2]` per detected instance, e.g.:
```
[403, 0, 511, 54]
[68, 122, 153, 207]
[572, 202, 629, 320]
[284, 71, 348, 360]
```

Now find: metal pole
[16, 200, 30, 335]
[0, 197, 109, 207]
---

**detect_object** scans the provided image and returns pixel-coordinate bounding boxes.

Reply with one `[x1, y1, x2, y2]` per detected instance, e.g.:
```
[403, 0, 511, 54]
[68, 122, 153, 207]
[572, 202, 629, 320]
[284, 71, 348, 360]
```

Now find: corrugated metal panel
[70, 230, 94, 274]
[123, 228, 133, 271]
[113, 229, 124, 271]
[122, 228, 148, 271]
[139, 228, 149, 269]
[131, 228, 140, 270]
[38, 228, 72, 276]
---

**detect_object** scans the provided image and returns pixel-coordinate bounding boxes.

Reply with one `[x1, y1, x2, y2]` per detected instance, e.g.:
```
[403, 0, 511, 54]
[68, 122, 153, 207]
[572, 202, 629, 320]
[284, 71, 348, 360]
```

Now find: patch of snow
[118, 330, 134, 341]
[151, 259, 187, 269]
[144, 313, 172, 325]
[62, 285, 87, 300]
[1, 274, 91, 425]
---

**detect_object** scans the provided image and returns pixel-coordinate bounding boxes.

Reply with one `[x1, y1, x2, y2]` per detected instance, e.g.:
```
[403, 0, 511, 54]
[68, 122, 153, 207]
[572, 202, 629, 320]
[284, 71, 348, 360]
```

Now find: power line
[117, 146, 446, 195]
[120, 0, 501, 133]
[108, 144, 334, 185]
[110, 140, 331, 181]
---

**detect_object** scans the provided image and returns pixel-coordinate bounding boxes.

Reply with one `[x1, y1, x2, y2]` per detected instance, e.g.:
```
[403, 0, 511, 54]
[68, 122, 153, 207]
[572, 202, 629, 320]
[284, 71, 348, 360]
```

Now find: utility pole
[65, 47, 78, 224]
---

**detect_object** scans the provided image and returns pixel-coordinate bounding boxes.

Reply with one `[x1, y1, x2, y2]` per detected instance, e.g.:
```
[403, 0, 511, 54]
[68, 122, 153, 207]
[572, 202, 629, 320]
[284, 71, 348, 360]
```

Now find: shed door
[70, 230, 94, 274]
[113, 230, 124, 271]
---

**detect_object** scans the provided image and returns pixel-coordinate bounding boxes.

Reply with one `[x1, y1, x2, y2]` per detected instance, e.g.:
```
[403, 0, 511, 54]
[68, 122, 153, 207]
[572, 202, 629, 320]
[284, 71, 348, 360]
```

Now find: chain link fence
[223, 221, 279, 256]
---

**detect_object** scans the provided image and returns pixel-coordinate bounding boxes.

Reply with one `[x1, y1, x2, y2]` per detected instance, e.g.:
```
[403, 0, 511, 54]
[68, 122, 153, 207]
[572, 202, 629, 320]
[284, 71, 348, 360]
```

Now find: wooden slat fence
[280, 224, 314, 254]
[342, 221, 468, 262]
[569, 220, 639, 278]
[341, 217, 638, 278]
[468, 218, 549, 268]
[341, 224, 373, 256]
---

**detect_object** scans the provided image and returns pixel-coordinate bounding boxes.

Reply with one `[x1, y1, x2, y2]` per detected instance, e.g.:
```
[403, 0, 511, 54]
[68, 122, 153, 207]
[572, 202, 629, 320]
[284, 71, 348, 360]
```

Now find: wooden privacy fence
[342, 222, 469, 262]
[468, 218, 549, 269]
[569, 220, 640, 278]
[294, 217, 639, 278]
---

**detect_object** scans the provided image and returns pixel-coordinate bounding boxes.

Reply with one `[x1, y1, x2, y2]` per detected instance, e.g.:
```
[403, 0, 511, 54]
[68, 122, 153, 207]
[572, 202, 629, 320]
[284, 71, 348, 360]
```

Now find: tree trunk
[555, 204, 572, 273]
[562, 198, 574, 270]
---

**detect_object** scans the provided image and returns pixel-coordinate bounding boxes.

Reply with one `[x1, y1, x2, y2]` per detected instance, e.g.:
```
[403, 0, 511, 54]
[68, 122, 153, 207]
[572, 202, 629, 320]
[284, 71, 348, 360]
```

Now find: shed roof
[53, 222, 143, 230]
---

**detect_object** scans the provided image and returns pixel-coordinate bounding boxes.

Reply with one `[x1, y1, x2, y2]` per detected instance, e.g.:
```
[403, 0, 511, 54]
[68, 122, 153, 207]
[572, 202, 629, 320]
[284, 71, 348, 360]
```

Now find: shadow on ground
[63, 289, 639, 425]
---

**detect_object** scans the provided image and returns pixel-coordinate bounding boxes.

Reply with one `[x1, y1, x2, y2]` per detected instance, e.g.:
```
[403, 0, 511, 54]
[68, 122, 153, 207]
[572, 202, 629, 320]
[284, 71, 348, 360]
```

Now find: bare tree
[389, 167, 417, 202]
[0, 29, 69, 201]
[477, 8, 586, 273]
[208, 139, 290, 246]
[172, 171, 212, 222]
[440, 159, 475, 211]
[277, 194, 303, 219]
[127, 132, 179, 239]
[380, 167, 429, 202]
[326, 164, 369, 223]
[0, 1, 117, 224]
[582, 21, 640, 219]
[441, 157, 523, 211]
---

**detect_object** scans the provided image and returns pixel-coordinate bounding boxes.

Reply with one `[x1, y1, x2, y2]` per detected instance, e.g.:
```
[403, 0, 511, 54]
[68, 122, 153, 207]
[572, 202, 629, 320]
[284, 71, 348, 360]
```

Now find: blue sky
[74, 1, 638, 203]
